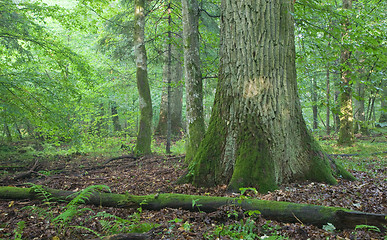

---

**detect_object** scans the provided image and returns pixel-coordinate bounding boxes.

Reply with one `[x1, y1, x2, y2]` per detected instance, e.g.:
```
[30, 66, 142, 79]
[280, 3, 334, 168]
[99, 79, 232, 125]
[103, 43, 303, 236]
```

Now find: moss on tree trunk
[338, 0, 354, 145]
[134, 0, 152, 154]
[184, 0, 353, 193]
[182, 0, 206, 163]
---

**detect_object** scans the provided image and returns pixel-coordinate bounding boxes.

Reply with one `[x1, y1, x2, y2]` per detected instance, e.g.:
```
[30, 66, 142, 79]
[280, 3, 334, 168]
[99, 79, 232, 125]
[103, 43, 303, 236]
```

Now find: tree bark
[166, 8, 172, 154]
[0, 186, 385, 230]
[333, 90, 341, 132]
[4, 123, 12, 142]
[353, 81, 367, 134]
[184, 0, 353, 193]
[154, 37, 183, 137]
[326, 62, 331, 135]
[312, 78, 318, 130]
[338, 0, 354, 145]
[96, 103, 105, 136]
[111, 101, 122, 132]
[134, 0, 153, 155]
[182, 0, 206, 162]
[379, 80, 387, 124]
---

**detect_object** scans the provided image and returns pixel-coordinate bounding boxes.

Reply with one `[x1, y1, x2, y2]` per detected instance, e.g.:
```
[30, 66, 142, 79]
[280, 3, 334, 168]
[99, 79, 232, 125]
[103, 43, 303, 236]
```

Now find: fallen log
[9, 159, 39, 180]
[104, 155, 137, 165]
[0, 186, 385, 230]
[89, 233, 150, 240]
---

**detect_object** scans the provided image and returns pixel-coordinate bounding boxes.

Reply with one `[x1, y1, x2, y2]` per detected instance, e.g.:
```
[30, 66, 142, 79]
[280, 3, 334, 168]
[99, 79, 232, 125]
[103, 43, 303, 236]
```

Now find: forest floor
[0, 133, 386, 239]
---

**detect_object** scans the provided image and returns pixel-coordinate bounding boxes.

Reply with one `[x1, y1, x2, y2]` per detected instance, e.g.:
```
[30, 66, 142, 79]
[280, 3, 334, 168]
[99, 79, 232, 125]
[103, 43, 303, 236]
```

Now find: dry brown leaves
[0, 153, 386, 239]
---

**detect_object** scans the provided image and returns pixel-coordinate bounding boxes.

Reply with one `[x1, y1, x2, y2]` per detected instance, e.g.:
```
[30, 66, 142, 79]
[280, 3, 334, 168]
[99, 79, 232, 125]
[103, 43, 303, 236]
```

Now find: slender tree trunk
[25, 120, 35, 137]
[334, 90, 340, 132]
[185, 0, 352, 193]
[312, 78, 318, 130]
[353, 82, 367, 135]
[155, 23, 183, 138]
[96, 103, 105, 136]
[134, 0, 153, 155]
[14, 123, 23, 140]
[166, 4, 173, 154]
[379, 99, 386, 123]
[182, 0, 205, 162]
[326, 63, 330, 135]
[111, 102, 121, 132]
[338, 0, 354, 145]
[379, 83, 387, 124]
[4, 123, 12, 142]
[154, 49, 183, 137]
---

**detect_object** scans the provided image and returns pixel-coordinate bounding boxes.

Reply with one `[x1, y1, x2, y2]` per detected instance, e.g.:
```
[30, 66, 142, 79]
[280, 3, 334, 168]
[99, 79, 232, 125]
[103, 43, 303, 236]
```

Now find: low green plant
[354, 224, 380, 232]
[240, 187, 258, 195]
[28, 184, 53, 202]
[192, 199, 203, 212]
[152, 138, 187, 155]
[245, 209, 261, 218]
[24, 184, 157, 238]
[38, 170, 62, 177]
[13, 221, 25, 240]
[323, 222, 336, 232]
[53, 185, 110, 234]
[92, 207, 159, 236]
[171, 138, 186, 155]
[261, 220, 284, 238]
[182, 221, 191, 232]
[205, 218, 259, 240]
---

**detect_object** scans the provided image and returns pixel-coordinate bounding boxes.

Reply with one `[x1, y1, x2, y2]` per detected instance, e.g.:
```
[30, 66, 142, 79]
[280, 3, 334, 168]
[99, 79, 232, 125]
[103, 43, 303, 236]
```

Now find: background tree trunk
[14, 123, 23, 140]
[378, 80, 386, 124]
[182, 0, 206, 162]
[326, 63, 331, 135]
[338, 0, 354, 145]
[186, 0, 351, 193]
[96, 103, 105, 136]
[111, 101, 122, 132]
[155, 39, 183, 137]
[333, 90, 341, 132]
[353, 82, 367, 134]
[312, 78, 318, 130]
[134, 0, 153, 155]
[4, 123, 12, 142]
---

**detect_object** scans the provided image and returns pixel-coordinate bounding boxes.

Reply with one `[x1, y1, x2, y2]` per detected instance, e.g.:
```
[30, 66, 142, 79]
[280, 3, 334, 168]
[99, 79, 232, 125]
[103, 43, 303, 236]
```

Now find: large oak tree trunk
[134, 0, 153, 154]
[0, 186, 385, 230]
[184, 0, 353, 193]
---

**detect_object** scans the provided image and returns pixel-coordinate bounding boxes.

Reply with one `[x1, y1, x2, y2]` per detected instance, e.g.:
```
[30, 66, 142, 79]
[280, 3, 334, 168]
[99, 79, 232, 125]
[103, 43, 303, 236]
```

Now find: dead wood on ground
[0, 185, 385, 230]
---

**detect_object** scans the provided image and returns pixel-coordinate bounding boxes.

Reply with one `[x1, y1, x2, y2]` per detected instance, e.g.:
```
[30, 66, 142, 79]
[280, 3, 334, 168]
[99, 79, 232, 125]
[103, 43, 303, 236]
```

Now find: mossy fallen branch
[0, 185, 385, 230]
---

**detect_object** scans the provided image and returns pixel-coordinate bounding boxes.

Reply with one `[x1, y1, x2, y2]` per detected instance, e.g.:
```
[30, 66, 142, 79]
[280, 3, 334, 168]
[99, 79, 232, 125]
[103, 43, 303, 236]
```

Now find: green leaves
[0, 0, 97, 143]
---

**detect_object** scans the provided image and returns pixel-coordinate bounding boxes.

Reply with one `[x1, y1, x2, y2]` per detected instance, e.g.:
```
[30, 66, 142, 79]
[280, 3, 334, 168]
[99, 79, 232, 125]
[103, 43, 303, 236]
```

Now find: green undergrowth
[0, 135, 187, 162]
[152, 138, 186, 155]
[203, 216, 288, 240]
[318, 132, 387, 175]
[19, 184, 158, 239]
